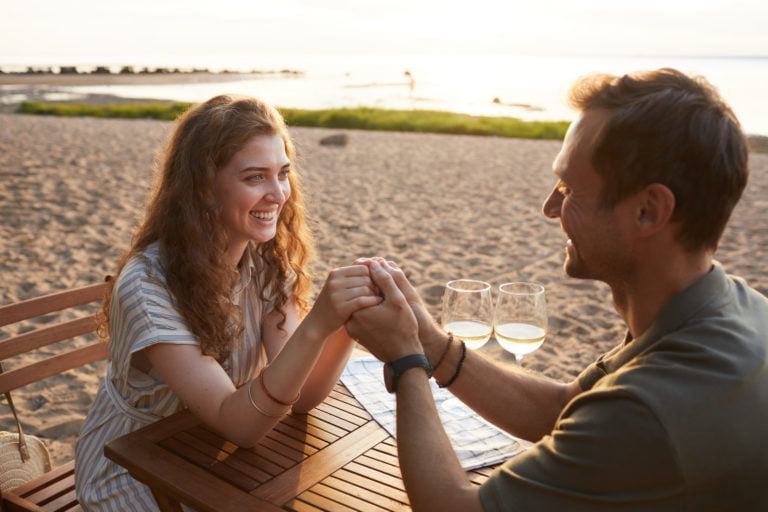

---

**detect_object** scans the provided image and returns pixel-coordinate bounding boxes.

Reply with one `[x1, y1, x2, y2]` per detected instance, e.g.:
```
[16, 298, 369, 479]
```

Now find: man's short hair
[569, 68, 748, 252]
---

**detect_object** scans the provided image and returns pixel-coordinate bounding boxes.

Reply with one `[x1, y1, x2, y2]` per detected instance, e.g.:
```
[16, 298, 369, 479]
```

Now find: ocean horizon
[2, 53, 767, 136]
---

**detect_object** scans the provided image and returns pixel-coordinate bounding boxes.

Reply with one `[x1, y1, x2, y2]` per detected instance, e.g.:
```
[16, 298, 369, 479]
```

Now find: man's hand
[354, 258, 447, 361]
[346, 260, 422, 362]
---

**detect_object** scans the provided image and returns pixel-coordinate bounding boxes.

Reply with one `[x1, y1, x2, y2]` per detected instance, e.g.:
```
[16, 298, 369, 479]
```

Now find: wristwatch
[383, 354, 433, 393]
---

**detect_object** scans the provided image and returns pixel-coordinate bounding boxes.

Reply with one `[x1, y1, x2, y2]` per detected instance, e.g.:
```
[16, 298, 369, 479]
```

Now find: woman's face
[214, 133, 292, 265]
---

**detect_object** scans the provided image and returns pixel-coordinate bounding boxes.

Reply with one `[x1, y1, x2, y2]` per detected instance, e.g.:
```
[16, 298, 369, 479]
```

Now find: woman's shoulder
[114, 243, 169, 298]
[120, 242, 163, 276]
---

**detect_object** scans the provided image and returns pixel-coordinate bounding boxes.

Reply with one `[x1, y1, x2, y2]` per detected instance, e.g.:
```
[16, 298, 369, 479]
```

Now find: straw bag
[1, 364, 52, 492]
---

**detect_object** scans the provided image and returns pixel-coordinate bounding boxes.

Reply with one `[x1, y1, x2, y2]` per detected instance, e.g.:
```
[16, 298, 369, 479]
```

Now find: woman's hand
[303, 264, 382, 340]
[352, 258, 446, 359]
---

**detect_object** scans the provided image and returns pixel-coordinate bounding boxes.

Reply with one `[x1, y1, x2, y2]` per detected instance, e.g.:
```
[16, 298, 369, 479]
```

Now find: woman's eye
[246, 174, 264, 182]
[279, 169, 291, 179]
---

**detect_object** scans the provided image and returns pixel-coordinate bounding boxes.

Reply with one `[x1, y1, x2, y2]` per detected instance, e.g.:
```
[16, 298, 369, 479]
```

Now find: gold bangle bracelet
[247, 380, 285, 418]
[259, 366, 301, 407]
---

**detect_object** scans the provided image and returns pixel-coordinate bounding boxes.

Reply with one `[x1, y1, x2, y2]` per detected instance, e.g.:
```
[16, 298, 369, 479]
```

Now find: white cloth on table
[341, 357, 529, 470]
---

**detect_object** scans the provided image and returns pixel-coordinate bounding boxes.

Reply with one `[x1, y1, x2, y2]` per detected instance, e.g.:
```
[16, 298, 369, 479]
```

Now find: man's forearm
[396, 368, 483, 512]
[431, 337, 580, 441]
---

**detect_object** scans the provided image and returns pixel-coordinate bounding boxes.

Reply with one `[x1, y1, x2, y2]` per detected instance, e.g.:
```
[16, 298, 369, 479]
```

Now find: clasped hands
[345, 257, 443, 364]
[307, 256, 444, 364]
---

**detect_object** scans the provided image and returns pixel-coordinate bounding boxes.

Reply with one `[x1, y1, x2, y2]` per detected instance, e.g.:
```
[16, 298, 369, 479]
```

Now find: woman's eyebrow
[239, 162, 291, 173]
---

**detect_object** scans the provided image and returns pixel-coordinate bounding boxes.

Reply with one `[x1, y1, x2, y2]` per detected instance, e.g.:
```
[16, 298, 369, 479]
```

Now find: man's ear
[635, 183, 675, 236]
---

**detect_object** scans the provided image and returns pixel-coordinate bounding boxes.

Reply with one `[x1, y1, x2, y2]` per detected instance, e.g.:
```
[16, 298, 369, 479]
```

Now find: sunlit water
[3, 53, 766, 135]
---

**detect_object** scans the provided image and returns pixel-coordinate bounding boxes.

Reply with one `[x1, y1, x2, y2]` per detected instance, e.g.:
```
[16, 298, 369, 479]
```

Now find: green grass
[16, 101, 570, 140]
[17, 100, 192, 120]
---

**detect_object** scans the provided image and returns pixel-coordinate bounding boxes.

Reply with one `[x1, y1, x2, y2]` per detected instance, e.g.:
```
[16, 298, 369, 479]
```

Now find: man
[347, 68, 768, 511]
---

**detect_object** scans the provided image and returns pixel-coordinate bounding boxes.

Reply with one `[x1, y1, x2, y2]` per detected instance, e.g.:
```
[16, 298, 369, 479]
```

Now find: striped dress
[74, 242, 274, 511]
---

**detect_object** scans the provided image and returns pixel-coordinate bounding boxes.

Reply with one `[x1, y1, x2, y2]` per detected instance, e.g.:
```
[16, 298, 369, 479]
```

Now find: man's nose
[542, 187, 563, 218]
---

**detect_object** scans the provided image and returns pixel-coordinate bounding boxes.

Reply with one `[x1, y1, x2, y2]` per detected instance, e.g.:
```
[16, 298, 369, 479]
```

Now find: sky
[1, 0, 766, 66]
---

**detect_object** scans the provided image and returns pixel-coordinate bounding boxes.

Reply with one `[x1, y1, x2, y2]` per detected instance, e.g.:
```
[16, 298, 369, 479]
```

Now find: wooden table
[105, 383, 498, 511]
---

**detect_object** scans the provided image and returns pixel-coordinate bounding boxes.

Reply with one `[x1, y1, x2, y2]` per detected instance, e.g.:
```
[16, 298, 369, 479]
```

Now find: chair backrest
[0, 280, 111, 395]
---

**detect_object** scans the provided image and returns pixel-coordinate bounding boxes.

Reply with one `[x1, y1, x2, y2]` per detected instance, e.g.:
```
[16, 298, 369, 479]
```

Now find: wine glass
[493, 282, 547, 362]
[441, 279, 493, 350]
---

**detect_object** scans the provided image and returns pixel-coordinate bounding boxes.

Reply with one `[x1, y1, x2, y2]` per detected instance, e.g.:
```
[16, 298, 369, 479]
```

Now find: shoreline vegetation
[16, 101, 571, 140]
[14, 101, 768, 151]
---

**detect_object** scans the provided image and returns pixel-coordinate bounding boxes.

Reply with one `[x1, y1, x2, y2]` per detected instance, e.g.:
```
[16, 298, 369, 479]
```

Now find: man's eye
[557, 181, 570, 195]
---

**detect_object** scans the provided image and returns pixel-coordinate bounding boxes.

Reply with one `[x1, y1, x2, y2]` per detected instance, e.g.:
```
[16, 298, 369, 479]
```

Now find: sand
[1, 112, 767, 466]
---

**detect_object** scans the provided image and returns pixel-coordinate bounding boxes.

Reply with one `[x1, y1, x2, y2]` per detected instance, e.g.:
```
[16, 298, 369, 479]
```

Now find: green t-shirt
[480, 263, 768, 511]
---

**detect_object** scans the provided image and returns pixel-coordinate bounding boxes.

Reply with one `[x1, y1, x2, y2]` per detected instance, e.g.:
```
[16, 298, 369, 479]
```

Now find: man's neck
[610, 250, 713, 340]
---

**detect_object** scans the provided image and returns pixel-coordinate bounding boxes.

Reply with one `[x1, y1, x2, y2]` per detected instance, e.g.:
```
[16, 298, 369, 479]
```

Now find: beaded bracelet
[247, 380, 285, 418]
[259, 366, 301, 407]
[432, 333, 454, 372]
[438, 339, 466, 389]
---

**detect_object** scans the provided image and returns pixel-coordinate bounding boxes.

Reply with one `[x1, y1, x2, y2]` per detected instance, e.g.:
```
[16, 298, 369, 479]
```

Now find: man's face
[541, 110, 634, 284]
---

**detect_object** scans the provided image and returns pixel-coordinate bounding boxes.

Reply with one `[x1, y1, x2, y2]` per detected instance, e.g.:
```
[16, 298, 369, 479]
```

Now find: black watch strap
[384, 354, 433, 393]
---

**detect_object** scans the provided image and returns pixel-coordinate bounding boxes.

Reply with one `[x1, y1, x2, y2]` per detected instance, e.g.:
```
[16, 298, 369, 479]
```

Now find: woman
[74, 94, 379, 510]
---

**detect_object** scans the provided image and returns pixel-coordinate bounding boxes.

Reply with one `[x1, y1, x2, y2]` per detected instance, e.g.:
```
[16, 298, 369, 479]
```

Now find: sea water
[3, 53, 766, 136]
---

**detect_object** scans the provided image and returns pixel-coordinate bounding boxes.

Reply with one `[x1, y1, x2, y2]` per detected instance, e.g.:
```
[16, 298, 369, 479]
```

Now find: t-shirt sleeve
[110, 263, 199, 360]
[577, 361, 606, 391]
[479, 388, 683, 511]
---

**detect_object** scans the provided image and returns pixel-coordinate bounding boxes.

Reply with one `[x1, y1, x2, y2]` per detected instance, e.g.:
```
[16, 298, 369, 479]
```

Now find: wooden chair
[0, 280, 110, 512]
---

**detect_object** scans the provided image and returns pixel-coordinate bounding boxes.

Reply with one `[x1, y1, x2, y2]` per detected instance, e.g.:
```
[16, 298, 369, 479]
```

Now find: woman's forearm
[216, 317, 330, 445]
[293, 328, 355, 412]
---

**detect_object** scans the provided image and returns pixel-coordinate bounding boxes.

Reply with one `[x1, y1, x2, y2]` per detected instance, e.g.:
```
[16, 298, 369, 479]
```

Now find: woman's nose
[264, 177, 287, 202]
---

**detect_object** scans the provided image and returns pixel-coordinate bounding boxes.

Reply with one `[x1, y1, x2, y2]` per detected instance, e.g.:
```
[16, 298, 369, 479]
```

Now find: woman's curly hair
[99, 94, 314, 360]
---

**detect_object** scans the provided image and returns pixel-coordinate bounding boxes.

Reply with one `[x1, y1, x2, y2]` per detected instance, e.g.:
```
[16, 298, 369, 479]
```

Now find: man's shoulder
[725, 270, 768, 315]
[586, 330, 768, 463]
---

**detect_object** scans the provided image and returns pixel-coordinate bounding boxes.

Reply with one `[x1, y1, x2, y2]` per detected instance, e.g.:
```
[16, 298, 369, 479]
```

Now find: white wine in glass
[494, 282, 547, 362]
[442, 279, 493, 350]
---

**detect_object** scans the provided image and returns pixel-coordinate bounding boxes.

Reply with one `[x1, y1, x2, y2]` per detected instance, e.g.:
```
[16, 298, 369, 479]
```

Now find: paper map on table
[341, 357, 530, 470]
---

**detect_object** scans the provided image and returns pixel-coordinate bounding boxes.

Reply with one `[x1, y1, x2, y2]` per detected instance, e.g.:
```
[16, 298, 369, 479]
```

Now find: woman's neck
[225, 241, 249, 268]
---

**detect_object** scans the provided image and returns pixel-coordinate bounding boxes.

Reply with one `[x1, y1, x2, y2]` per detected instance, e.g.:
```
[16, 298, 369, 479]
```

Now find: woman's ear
[636, 183, 675, 236]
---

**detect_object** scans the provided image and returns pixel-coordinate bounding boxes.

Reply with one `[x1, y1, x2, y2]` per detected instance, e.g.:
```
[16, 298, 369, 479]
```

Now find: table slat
[253, 421, 388, 504]
[291, 490, 359, 512]
[322, 475, 410, 511]
[343, 461, 406, 493]
[283, 499, 326, 512]
[332, 468, 409, 505]
[307, 482, 391, 512]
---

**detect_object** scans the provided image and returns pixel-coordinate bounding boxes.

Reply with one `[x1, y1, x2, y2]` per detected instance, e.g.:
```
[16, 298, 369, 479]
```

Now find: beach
[1, 112, 767, 466]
